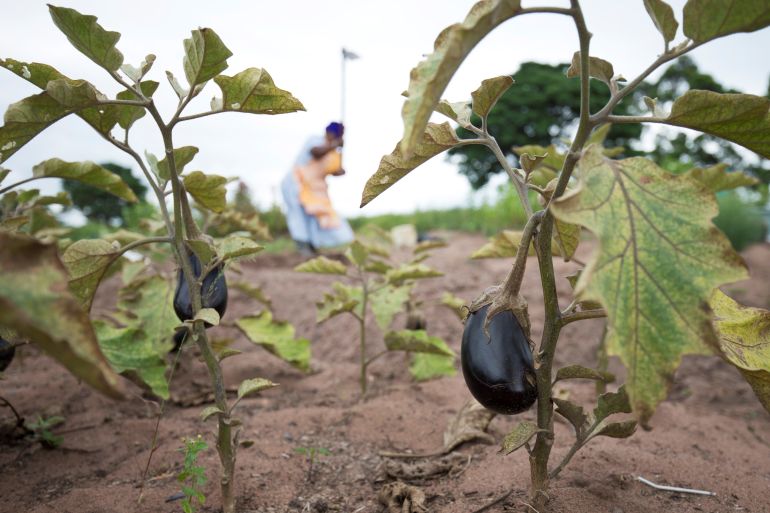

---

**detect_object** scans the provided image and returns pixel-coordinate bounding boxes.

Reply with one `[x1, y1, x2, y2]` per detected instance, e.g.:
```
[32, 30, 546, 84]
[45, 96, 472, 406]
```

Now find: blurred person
[281, 122, 354, 255]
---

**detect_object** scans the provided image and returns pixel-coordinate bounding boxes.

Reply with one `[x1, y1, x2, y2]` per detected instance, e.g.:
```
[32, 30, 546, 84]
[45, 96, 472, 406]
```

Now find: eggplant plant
[295, 232, 457, 395]
[361, 0, 770, 509]
[0, 5, 311, 512]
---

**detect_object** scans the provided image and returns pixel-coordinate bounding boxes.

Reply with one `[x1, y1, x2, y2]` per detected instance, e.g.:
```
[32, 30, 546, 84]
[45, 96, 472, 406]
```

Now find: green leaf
[441, 292, 466, 320]
[386, 263, 443, 284]
[62, 239, 120, 311]
[0, 92, 72, 164]
[183, 171, 227, 213]
[32, 159, 138, 201]
[236, 311, 311, 371]
[115, 80, 158, 129]
[471, 75, 514, 118]
[120, 54, 155, 83]
[213, 68, 305, 114]
[114, 274, 178, 353]
[565, 270, 603, 310]
[409, 352, 456, 381]
[186, 239, 216, 265]
[218, 235, 263, 261]
[157, 146, 199, 181]
[435, 99, 473, 128]
[237, 377, 278, 399]
[231, 281, 272, 309]
[565, 52, 615, 86]
[315, 282, 361, 323]
[0, 232, 124, 398]
[683, 0, 770, 43]
[708, 289, 770, 414]
[0, 168, 10, 184]
[294, 255, 347, 275]
[643, 0, 679, 44]
[183, 28, 232, 87]
[94, 321, 168, 399]
[200, 406, 224, 421]
[592, 420, 637, 439]
[361, 122, 460, 207]
[400, 0, 523, 156]
[370, 284, 412, 330]
[344, 240, 369, 267]
[551, 146, 747, 423]
[384, 329, 455, 357]
[194, 308, 220, 326]
[414, 239, 447, 254]
[48, 5, 123, 71]
[499, 421, 540, 455]
[661, 90, 770, 159]
[514, 144, 565, 173]
[553, 398, 590, 436]
[683, 163, 759, 192]
[554, 220, 581, 262]
[594, 385, 633, 420]
[554, 364, 615, 384]
[470, 230, 531, 259]
[46, 78, 107, 109]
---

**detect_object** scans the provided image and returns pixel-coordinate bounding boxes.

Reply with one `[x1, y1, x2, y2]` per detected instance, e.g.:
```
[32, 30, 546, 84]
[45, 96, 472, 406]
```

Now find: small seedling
[293, 446, 331, 481]
[178, 435, 208, 513]
[25, 415, 65, 449]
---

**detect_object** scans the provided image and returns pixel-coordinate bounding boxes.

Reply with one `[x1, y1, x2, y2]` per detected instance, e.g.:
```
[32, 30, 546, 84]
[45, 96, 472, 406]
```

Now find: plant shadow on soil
[1, 234, 769, 513]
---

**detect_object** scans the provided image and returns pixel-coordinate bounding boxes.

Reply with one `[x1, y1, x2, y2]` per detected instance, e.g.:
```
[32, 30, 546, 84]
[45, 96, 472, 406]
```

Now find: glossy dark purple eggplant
[461, 304, 537, 415]
[173, 251, 228, 324]
[0, 336, 15, 372]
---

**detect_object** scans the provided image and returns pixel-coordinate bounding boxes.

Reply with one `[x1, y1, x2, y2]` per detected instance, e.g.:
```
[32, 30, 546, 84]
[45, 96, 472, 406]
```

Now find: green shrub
[713, 191, 768, 251]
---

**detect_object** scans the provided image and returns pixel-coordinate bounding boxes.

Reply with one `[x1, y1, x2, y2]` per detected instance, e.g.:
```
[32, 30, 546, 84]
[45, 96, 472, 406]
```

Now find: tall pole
[341, 48, 346, 125]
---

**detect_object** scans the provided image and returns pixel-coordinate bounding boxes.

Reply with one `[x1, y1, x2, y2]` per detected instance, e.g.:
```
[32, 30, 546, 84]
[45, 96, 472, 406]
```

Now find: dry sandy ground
[1, 234, 769, 513]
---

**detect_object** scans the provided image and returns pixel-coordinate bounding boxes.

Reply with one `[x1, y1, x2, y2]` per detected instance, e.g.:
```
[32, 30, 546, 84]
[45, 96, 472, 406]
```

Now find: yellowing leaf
[48, 5, 123, 71]
[361, 122, 460, 207]
[471, 75, 514, 118]
[684, 163, 759, 192]
[385, 263, 443, 284]
[33, 159, 138, 202]
[499, 421, 540, 455]
[62, 239, 120, 311]
[709, 289, 770, 413]
[643, 0, 679, 44]
[183, 171, 227, 213]
[565, 52, 615, 86]
[183, 28, 232, 87]
[213, 68, 305, 115]
[384, 330, 455, 357]
[400, 0, 523, 155]
[157, 146, 199, 180]
[551, 146, 747, 423]
[370, 284, 412, 330]
[236, 311, 311, 371]
[218, 235, 263, 261]
[409, 352, 456, 381]
[0, 92, 72, 164]
[114, 274, 177, 353]
[294, 255, 347, 275]
[683, 0, 770, 43]
[237, 377, 278, 399]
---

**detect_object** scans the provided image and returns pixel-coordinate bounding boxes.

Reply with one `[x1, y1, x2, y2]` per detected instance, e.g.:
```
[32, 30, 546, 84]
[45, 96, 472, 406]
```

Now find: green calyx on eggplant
[461, 295, 537, 415]
[0, 336, 16, 372]
[172, 249, 228, 351]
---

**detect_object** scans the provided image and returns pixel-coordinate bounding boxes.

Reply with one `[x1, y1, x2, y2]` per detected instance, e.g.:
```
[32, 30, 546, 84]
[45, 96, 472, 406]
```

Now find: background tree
[63, 162, 147, 225]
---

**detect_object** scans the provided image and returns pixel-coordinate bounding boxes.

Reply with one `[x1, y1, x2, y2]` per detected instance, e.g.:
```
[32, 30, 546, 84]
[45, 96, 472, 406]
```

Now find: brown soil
[1, 234, 769, 513]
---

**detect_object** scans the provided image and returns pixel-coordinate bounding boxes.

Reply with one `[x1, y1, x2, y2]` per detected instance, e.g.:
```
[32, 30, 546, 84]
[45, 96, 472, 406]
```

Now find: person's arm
[330, 169, 345, 176]
[310, 137, 343, 159]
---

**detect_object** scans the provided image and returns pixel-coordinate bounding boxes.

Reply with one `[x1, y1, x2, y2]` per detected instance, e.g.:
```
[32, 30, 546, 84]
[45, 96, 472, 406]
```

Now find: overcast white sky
[1, 1, 769, 219]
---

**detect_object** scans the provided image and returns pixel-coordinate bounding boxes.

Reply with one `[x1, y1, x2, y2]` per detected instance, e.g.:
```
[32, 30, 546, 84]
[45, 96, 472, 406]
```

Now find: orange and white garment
[295, 150, 343, 229]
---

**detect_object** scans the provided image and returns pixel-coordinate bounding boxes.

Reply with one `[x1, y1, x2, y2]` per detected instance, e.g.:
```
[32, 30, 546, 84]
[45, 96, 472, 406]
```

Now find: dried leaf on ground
[443, 398, 496, 452]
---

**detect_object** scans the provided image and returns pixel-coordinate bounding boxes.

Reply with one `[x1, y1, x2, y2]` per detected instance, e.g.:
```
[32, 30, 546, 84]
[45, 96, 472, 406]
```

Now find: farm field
[2, 234, 769, 513]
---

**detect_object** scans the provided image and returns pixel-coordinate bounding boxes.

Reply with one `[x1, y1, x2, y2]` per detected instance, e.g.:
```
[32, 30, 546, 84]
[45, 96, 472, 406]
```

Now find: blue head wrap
[326, 122, 344, 137]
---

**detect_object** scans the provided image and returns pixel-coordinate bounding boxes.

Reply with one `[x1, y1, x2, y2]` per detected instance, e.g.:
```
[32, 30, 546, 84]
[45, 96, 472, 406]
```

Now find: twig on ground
[636, 476, 716, 496]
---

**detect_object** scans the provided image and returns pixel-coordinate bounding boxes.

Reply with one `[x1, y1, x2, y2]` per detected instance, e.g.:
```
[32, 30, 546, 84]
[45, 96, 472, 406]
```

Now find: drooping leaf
[643, 0, 679, 44]
[194, 308, 220, 326]
[384, 329, 455, 357]
[157, 146, 199, 180]
[32, 159, 138, 201]
[62, 239, 121, 311]
[414, 239, 447, 254]
[553, 398, 590, 436]
[440, 292, 466, 320]
[565, 52, 615, 86]
[554, 364, 615, 384]
[183, 171, 227, 213]
[231, 281, 272, 309]
[683, 0, 770, 43]
[400, 0, 523, 155]
[183, 28, 232, 87]
[0, 92, 72, 164]
[551, 145, 747, 423]
[470, 230, 531, 259]
[708, 289, 770, 413]
[592, 420, 637, 439]
[594, 385, 633, 419]
[213, 68, 305, 114]
[200, 406, 224, 421]
[370, 283, 412, 330]
[115, 80, 157, 129]
[237, 377, 278, 399]
[294, 255, 347, 275]
[409, 352, 456, 381]
[218, 235, 263, 261]
[0, 232, 124, 398]
[236, 311, 311, 371]
[94, 321, 168, 399]
[660, 90, 770, 159]
[683, 163, 759, 192]
[499, 421, 540, 455]
[361, 122, 460, 207]
[471, 75, 514, 118]
[386, 263, 443, 284]
[48, 5, 124, 71]
[46, 78, 108, 110]
[315, 286, 360, 323]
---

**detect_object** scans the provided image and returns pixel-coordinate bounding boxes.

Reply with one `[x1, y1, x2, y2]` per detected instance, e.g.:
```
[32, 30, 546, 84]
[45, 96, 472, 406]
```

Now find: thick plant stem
[502, 211, 543, 299]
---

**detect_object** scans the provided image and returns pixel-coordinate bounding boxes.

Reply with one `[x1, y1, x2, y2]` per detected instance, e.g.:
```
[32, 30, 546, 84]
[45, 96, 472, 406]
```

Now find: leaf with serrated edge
[48, 5, 123, 71]
[94, 321, 168, 398]
[410, 352, 456, 381]
[237, 377, 278, 399]
[684, 163, 759, 192]
[0, 232, 123, 398]
[200, 406, 224, 421]
[384, 330, 455, 357]
[183, 28, 232, 87]
[214, 68, 305, 115]
[218, 236, 262, 261]
[471, 75, 514, 118]
[400, 0, 523, 156]
[236, 311, 311, 371]
[499, 421, 540, 455]
[555, 364, 615, 384]
[361, 122, 460, 207]
[594, 385, 633, 423]
[62, 239, 120, 311]
[294, 255, 347, 275]
[370, 284, 411, 330]
[565, 52, 614, 86]
[683, 0, 770, 43]
[33, 159, 138, 201]
[551, 146, 747, 423]
[183, 171, 227, 213]
[643, 0, 679, 44]
[708, 289, 770, 413]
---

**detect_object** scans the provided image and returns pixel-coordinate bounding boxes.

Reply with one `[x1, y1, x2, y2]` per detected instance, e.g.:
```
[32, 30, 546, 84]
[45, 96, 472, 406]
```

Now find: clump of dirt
[1, 234, 769, 513]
